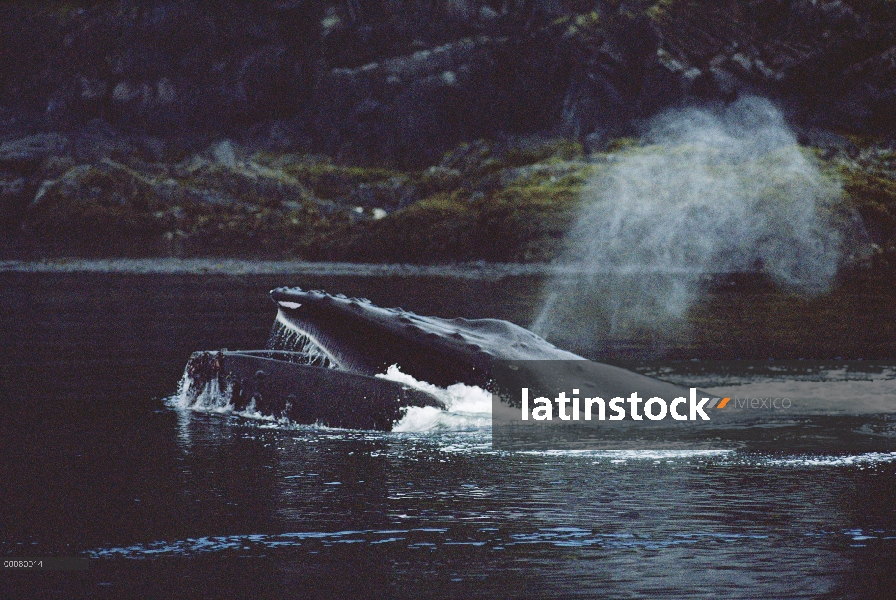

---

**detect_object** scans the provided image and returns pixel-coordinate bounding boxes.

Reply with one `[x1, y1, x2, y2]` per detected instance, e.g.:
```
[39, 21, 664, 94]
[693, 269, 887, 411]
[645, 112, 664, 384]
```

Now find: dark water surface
[1, 271, 896, 598]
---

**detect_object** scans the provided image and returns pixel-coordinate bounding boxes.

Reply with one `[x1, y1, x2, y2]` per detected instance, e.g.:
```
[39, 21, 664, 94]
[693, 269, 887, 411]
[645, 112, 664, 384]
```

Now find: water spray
[534, 97, 863, 355]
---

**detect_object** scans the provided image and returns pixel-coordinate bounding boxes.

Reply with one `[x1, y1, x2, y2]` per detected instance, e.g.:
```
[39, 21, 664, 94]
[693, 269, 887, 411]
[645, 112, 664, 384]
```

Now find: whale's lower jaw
[180, 350, 443, 431]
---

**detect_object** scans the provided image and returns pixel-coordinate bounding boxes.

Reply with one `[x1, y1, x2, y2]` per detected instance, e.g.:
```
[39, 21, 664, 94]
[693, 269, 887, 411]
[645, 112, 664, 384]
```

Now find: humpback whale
[180, 287, 692, 430]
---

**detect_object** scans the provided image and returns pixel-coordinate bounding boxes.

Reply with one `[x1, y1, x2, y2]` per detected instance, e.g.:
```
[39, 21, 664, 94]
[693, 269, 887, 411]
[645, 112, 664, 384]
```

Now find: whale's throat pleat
[267, 311, 342, 370]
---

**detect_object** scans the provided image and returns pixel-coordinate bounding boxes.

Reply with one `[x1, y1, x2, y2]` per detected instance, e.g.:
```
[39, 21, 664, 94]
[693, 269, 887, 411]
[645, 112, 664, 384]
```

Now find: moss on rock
[13, 132, 896, 267]
[838, 161, 896, 258]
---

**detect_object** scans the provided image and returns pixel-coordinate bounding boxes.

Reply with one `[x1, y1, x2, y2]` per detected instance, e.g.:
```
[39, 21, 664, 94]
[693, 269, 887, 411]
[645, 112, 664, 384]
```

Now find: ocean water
[1, 267, 895, 598]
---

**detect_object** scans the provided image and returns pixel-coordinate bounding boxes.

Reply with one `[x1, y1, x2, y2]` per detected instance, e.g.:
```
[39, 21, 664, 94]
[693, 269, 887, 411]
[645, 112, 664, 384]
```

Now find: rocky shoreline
[1, 1, 895, 266]
[1, 127, 894, 268]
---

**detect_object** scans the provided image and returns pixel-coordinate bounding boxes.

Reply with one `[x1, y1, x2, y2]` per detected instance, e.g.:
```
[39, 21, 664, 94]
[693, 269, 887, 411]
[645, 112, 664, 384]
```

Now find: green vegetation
[645, 0, 678, 21]
[309, 192, 480, 262]
[11, 134, 896, 266]
[837, 159, 896, 259]
[558, 10, 602, 38]
[305, 163, 591, 262]
[279, 161, 398, 200]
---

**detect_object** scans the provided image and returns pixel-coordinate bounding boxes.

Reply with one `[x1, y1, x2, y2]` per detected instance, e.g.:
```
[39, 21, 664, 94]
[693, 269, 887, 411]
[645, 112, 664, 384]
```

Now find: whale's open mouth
[268, 308, 342, 370]
[176, 286, 596, 430]
[176, 289, 462, 430]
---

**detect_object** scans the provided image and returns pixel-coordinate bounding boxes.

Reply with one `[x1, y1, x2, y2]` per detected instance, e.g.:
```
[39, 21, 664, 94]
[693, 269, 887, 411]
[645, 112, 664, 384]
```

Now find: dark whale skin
[182, 350, 444, 430]
[269, 288, 692, 401]
[179, 288, 694, 431]
[269, 287, 583, 389]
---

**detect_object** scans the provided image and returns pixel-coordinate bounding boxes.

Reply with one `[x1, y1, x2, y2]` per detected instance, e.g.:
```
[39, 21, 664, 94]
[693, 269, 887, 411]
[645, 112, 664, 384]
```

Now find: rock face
[312, 36, 505, 165]
[1, 1, 895, 166]
[1, 129, 592, 260]
[1, 1, 896, 263]
[0, 134, 70, 171]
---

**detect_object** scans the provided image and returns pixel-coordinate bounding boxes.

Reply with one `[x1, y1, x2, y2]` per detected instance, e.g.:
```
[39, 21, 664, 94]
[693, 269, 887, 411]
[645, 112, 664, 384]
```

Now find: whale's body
[180, 288, 691, 430]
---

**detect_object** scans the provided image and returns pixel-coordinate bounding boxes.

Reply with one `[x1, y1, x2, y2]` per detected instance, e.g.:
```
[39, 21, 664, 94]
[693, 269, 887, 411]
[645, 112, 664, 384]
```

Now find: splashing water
[173, 368, 234, 413]
[170, 358, 491, 433]
[377, 366, 492, 432]
[533, 97, 864, 352]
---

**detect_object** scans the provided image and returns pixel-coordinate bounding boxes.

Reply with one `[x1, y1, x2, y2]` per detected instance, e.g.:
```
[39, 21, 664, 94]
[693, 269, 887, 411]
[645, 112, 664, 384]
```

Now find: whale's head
[268, 287, 395, 374]
[270, 286, 495, 384]
[267, 287, 582, 388]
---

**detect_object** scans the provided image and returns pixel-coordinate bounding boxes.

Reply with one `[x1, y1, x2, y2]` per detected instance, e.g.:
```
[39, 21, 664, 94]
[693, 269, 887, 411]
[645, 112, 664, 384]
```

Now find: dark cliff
[3, 0, 895, 164]
[1, 1, 895, 263]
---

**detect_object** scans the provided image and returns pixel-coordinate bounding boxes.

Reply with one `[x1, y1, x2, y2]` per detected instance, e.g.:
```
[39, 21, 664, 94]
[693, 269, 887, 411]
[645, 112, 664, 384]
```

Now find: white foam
[171, 370, 311, 428]
[763, 452, 896, 467]
[377, 365, 492, 432]
[518, 449, 732, 459]
[170, 363, 490, 432]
